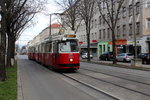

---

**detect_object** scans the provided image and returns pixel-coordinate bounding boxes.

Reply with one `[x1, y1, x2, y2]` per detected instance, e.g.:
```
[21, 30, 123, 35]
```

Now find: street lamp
[131, 0, 142, 67]
[132, 0, 137, 60]
[49, 13, 64, 37]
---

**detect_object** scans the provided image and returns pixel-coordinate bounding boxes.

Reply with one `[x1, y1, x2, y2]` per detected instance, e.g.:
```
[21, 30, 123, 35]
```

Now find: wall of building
[142, 0, 150, 36]
[75, 0, 150, 56]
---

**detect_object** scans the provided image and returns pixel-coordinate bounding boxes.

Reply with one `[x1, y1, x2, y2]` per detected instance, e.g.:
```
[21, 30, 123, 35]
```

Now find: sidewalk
[80, 57, 150, 70]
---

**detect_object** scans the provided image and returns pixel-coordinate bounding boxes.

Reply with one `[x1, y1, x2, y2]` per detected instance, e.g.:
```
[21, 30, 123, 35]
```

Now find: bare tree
[56, 0, 82, 33]
[2, 0, 45, 67]
[77, 0, 95, 61]
[97, 0, 125, 64]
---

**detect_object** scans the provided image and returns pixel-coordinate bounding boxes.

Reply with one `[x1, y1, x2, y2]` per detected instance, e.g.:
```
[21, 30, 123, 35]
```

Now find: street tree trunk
[112, 30, 117, 64]
[87, 33, 90, 61]
[0, 17, 7, 81]
[7, 35, 15, 67]
[85, 21, 91, 61]
[0, 40, 7, 81]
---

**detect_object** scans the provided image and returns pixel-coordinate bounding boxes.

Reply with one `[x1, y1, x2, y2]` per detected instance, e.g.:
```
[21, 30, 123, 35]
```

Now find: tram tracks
[78, 70, 150, 97]
[80, 67, 150, 86]
[62, 73, 119, 100]
[61, 68, 150, 100]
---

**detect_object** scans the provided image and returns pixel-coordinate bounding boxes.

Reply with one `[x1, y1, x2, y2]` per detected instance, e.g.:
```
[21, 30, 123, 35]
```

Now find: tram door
[53, 41, 58, 67]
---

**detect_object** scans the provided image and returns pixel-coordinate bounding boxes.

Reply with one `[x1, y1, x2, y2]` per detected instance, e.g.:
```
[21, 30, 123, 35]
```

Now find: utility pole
[132, 0, 137, 60]
[49, 13, 63, 37]
[49, 14, 52, 37]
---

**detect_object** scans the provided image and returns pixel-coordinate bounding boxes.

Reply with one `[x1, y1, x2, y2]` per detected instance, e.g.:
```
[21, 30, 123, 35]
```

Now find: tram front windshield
[59, 40, 79, 52]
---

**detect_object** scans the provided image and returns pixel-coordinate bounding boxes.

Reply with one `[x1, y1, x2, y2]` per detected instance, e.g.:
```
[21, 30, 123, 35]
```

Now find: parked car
[138, 53, 148, 59]
[81, 53, 93, 59]
[99, 52, 113, 61]
[116, 53, 134, 62]
[140, 53, 150, 64]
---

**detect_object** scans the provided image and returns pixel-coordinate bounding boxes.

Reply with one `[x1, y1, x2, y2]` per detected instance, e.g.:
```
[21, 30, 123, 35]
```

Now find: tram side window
[33, 47, 35, 53]
[31, 48, 33, 53]
[42, 44, 45, 53]
[41, 44, 43, 53]
[46, 44, 49, 53]
[49, 43, 52, 52]
[28, 48, 31, 53]
[45, 43, 52, 53]
[44, 44, 46, 53]
[53, 42, 58, 53]
[36, 46, 38, 53]
[38, 45, 41, 53]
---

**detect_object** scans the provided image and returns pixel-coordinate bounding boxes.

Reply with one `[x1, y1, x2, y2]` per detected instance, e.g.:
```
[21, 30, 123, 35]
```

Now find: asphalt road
[18, 55, 150, 100]
[18, 55, 96, 100]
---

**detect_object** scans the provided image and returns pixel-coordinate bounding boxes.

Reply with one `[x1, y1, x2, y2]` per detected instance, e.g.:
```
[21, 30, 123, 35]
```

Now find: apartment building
[76, 0, 150, 57]
[27, 23, 61, 49]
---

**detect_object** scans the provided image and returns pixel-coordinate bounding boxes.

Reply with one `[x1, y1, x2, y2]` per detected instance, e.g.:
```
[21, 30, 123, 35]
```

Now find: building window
[107, 13, 109, 19]
[147, 0, 150, 8]
[147, 18, 150, 30]
[91, 20, 93, 29]
[122, 7, 126, 18]
[123, 25, 126, 36]
[103, 45, 105, 52]
[117, 26, 120, 38]
[118, 11, 121, 20]
[129, 5, 132, 17]
[99, 30, 101, 39]
[92, 33, 94, 39]
[95, 19, 97, 28]
[95, 32, 97, 40]
[99, 16, 101, 25]
[103, 14, 105, 24]
[129, 24, 132, 36]
[107, 28, 110, 39]
[136, 2, 140, 15]
[136, 22, 140, 34]
[99, 2, 102, 9]
[103, 29, 105, 39]
[103, 1, 106, 9]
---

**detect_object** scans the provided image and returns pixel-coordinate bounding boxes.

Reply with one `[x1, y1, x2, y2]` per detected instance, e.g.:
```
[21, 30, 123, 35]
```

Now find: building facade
[76, 0, 150, 57]
[27, 23, 61, 50]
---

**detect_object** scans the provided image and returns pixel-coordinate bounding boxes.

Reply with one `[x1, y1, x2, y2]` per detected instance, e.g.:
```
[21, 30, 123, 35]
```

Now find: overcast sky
[17, 0, 62, 47]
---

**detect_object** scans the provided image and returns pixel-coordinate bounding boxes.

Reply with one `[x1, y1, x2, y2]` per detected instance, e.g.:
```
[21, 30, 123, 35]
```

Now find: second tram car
[28, 31, 80, 71]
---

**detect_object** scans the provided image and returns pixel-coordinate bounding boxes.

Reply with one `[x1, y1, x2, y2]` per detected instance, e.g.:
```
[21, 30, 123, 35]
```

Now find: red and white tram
[28, 46, 36, 60]
[28, 31, 80, 70]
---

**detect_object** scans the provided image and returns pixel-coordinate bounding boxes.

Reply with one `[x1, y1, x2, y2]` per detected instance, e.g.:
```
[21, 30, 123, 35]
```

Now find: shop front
[136, 36, 150, 53]
[80, 43, 98, 57]
[108, 39, 127, 56]
[97, 40, 112, 57]
[147, 37, 150, 54]
[126, 40, 142, 55]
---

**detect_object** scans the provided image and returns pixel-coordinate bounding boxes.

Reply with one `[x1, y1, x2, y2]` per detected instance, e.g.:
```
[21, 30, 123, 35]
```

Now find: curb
[80, 60, 150, 71]
[17, 57, 24, 100]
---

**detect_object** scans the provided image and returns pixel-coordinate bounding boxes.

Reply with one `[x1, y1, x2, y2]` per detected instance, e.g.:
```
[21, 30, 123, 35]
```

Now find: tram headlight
[70, 58, 73, 62]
